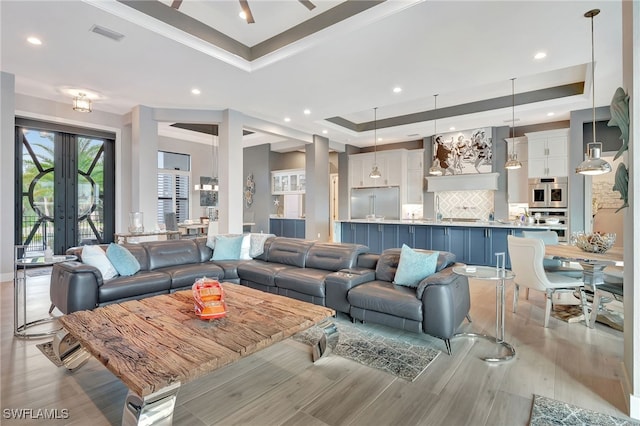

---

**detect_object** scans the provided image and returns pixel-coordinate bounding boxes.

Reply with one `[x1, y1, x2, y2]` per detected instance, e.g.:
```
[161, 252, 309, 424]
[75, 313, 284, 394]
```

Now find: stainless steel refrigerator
[350, 187, 400, 220]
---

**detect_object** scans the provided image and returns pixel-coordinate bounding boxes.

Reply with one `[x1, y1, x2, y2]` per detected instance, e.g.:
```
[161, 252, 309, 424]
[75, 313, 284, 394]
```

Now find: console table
[114, 230, 181, 243]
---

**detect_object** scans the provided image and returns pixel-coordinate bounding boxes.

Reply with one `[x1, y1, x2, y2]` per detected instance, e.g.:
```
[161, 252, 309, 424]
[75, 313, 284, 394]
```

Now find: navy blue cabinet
[466, 227, 490, 266]
[337, 222, 526, 265]
[398, 225, 430, 250]
[270, 219, 305, 238]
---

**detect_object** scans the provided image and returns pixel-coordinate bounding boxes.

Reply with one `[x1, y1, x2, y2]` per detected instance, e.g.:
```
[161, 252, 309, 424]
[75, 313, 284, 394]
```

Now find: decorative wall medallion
[433, 127, 492, 175]
[244, 173, 256, 207]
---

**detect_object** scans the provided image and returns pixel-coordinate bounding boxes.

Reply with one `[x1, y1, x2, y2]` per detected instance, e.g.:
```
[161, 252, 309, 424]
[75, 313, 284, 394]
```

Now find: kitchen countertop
[335, 218, 553, 229]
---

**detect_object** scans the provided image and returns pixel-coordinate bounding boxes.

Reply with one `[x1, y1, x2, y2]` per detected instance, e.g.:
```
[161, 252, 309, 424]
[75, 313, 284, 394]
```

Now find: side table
[14, 245, 77, 339]
[452, 265, 516, 362]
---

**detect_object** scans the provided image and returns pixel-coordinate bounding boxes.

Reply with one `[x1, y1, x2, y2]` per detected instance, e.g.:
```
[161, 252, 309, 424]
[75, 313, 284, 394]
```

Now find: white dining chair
[521, 231, 583, 278]
[508, 235, 588, 328]
[587, 265, 624, 328]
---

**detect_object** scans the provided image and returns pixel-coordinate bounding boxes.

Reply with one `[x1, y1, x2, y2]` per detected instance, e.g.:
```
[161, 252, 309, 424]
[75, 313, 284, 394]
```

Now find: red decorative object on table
[192, 277, 227, 320]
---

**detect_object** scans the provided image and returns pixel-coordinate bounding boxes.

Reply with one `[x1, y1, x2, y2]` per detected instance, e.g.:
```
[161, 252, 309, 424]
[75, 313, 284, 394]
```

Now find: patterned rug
[529, 395, 640, 426]
[293, 321, 440, 382]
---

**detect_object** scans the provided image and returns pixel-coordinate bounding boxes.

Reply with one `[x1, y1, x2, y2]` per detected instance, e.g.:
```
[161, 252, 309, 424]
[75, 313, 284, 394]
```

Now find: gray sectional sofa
[50, 236, 470, 353]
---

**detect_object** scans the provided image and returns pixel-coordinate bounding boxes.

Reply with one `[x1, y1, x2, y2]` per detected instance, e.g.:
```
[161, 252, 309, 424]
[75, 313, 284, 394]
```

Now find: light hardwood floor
[0, 273, 628, 425]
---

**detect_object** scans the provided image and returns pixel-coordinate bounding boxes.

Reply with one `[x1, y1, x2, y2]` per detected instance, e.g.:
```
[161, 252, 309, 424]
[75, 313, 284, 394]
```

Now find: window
[157, 151, 190, 225]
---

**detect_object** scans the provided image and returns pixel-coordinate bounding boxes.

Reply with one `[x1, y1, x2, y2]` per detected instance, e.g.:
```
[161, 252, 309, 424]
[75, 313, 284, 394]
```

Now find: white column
[0, 72, 16, 281]
[130, 105, 158, 233]
[623, 0, 639, 419]
[306, 135, 330, 241]
[218, 109, 244, 234]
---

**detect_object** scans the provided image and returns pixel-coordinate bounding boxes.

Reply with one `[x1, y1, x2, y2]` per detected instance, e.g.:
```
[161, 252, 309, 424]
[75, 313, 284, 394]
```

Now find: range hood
[425, 172, 499, 192]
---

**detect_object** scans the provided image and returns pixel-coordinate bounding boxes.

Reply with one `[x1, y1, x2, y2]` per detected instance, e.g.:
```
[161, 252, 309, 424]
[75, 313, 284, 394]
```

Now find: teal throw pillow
[106, 243, 140, 276]
[211, 235, 244, 260]
[393, 244, 439, 288]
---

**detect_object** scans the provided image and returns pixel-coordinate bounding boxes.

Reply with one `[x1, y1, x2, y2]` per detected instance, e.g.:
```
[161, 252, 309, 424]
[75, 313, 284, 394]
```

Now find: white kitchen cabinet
[526, 129, 569, 178]
[505, 137, 528, 203]
[349, 150, 406, 188]
[406, 149, 424, 204]
[271, 169, 305, 194]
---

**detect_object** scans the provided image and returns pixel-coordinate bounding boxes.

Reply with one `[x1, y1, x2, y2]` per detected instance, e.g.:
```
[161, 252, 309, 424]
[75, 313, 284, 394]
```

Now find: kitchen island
[335, 219, 551, 269]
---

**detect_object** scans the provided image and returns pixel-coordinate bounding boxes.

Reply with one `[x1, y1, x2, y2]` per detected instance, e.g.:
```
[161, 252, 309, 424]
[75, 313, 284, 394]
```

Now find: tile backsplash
[435, 190, 494, 220]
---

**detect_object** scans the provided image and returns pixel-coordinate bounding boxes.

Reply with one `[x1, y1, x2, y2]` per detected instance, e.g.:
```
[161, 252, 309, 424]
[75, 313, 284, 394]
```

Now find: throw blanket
[250, 233, 273, 258]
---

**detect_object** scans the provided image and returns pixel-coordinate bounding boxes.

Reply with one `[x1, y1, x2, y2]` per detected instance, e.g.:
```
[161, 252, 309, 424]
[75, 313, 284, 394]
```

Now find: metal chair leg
[465, 314, 472, 323]
[444, 339, 452, 355]
[48, 303, 55, 314]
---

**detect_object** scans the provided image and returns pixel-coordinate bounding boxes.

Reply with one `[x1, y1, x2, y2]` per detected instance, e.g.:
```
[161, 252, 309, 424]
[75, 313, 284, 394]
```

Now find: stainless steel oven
[528, 177, 568, 208]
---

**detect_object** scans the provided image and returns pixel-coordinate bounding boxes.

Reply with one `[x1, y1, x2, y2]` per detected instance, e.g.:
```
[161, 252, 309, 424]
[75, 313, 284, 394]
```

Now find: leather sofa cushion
[156, 263, 225, 289]
[347, 280, 423, 322]
[211, 259, 250, 280]
[146, 239, 200, 270]
[265, 238, 314, 268]
[357, 253, 379, 270]
[98, 271, 171, 303]
[305, 243, 368, 271]
[237, 260, 295, 287]
[275, 268, 330, 298]
[194, 237, 214, 263]
[375, 248, 455, 282]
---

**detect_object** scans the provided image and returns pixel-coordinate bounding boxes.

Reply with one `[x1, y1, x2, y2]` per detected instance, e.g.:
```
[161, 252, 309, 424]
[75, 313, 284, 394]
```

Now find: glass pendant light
[428, 94, 443, 176]
[369, 107, 382, 179]
[505, 78, 522, 170]
[576, 9, 612, 176]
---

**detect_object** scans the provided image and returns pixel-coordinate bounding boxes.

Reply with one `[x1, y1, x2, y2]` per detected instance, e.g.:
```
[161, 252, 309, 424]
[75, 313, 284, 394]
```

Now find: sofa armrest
[416, 264, 470, 340]
[325, 268, 376, 314]
[50, 261, 103, 314]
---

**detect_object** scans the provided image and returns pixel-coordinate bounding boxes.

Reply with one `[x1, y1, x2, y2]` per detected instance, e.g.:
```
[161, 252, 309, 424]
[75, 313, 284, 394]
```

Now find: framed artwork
[433, 127, 492, 175]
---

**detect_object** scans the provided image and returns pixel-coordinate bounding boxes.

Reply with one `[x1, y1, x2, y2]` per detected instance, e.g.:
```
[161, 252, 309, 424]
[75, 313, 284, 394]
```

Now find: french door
[15, 119, 115, 254]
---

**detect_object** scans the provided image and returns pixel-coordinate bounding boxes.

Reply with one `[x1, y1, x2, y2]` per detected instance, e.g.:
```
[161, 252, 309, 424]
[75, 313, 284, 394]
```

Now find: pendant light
[505, 78, 522, 170]
[369, 107, 382, 179]
[576, 9, 612, 176]
[72, 92, 92, 113]
[428, 94, 443, 176]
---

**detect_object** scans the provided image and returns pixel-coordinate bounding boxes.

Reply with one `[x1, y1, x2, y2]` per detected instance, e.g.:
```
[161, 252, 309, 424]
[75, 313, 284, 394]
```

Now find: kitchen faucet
[435, 195, 443, 222]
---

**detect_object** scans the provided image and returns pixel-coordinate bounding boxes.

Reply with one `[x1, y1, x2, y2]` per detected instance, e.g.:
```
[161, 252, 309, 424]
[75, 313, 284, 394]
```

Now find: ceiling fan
[170, 0, 316, 24]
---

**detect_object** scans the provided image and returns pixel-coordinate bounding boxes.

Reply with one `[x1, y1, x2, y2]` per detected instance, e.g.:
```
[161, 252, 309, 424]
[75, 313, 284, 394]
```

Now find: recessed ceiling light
[449, 127, 456, 131]
[191, 88, 201, 95]
[239, 11, 247, 20]
[322, 130, 328, 134]
[27, 36, 42, 45]
[284, 117, 291, 122]
[393, 87, 402, 93]
[534, 51, 547, 60]
[547, 112, 555, 117]
[303, 109, 311, 115]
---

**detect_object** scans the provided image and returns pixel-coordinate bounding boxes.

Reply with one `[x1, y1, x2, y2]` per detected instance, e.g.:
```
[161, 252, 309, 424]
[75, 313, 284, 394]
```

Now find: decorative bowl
[544, 217, 560, 225]
[575, 232, 616, 254]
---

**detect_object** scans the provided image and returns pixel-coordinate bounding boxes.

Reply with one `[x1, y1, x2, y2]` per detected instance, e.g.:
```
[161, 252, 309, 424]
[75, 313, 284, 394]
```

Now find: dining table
[545, 244, 624, 328]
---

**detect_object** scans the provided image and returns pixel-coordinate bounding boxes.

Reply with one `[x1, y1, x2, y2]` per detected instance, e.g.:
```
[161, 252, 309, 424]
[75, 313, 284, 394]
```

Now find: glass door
[16, 122, 115, 255]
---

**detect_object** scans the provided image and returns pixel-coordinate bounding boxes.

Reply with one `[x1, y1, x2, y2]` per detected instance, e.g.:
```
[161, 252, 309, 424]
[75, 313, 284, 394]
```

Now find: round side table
[453, 265, 516, 362]
[14, 246, 77, 339]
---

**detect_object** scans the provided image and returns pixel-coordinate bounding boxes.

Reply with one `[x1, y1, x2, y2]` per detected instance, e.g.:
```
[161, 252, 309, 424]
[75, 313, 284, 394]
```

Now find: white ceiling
[0, 0, 624, 151]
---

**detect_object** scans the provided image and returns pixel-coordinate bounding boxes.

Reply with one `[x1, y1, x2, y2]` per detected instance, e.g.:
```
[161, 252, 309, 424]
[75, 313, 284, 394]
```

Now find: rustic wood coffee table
[54, 283, 335, 426]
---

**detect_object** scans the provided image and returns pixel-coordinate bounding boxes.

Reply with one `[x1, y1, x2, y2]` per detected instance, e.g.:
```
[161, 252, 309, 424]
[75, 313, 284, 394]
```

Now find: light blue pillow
[106, 243, 140, 276]
[211, 235, 244, 260]
[393, 244, 439, 288]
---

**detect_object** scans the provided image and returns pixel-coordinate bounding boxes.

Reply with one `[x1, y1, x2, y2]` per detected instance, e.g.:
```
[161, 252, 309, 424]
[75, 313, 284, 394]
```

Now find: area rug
[529, 395, 639, 426]
[293, 321, 440, 382]
[36, 341, 63, 367]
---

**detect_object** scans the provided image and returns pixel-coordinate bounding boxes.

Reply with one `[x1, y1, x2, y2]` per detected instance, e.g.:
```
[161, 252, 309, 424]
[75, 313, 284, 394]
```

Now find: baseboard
[619, 360, 640, 420]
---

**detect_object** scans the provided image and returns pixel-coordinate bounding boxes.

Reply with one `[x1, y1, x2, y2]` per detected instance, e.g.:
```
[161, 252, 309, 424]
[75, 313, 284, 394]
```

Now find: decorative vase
[128, 212, 144, 234]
